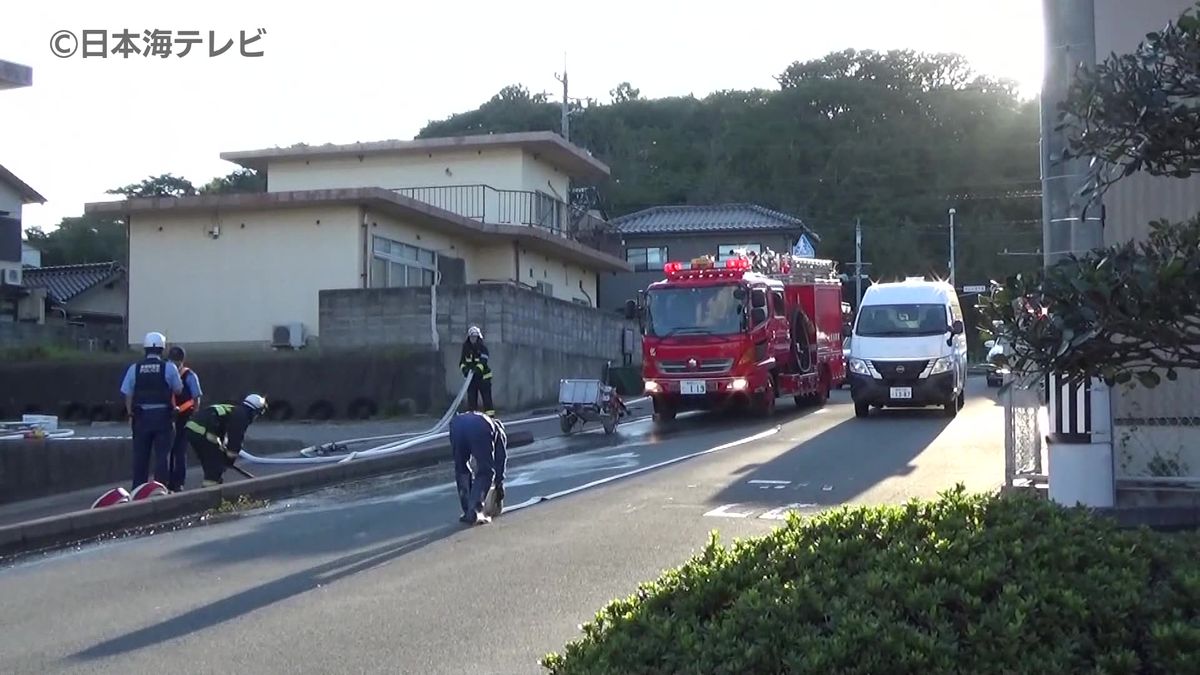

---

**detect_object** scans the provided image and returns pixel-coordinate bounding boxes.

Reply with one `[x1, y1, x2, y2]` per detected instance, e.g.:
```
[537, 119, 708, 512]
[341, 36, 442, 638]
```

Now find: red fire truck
[624, 255, 846, 422]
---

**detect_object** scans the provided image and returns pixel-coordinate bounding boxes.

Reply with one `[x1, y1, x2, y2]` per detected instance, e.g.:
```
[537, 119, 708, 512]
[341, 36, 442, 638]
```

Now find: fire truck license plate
[681, 380, 706, 395]
[890, 387, 912, 399]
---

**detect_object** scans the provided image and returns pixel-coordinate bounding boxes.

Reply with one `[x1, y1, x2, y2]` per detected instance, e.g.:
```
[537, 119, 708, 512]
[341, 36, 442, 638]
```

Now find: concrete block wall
[0, 321, 125, 351]
[320, 283, 642, 410]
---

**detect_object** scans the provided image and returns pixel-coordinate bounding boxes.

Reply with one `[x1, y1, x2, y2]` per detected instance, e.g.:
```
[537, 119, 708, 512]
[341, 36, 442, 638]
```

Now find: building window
[718, 244, 761, 262]
[534, 191, 562, 231]
[626, 246, 668, 272]
[370, 235, 437, 288]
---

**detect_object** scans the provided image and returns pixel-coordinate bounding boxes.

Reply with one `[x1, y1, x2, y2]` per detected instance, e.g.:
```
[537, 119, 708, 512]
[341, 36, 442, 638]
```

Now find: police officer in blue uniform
[448, 410, 507, 525]
[120, 331, 184, 490]
[166, 345, 203, 493]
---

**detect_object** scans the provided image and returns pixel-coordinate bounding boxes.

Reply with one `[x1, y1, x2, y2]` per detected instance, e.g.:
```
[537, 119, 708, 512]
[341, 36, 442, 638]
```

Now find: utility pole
[948, 207, 957, 288]
[855, 218, 863, 307]
[1042, 0, 1100, 267]
[554, 54, 569, 143]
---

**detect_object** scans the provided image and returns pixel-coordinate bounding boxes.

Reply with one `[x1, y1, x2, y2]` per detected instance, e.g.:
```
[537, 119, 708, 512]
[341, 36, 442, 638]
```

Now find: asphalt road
[0, 380, 1004, 674]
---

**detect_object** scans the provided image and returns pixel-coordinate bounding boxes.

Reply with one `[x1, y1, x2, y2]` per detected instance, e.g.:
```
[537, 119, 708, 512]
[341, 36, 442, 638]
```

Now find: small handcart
[558, 378, 624, 435]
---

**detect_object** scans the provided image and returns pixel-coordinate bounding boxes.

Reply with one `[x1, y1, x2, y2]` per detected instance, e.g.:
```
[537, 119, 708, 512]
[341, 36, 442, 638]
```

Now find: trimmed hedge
[542, 486, 1200, 674]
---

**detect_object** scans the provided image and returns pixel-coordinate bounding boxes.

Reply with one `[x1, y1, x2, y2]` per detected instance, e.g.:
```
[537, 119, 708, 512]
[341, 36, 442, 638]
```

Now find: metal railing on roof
[392, 184, 624, 260]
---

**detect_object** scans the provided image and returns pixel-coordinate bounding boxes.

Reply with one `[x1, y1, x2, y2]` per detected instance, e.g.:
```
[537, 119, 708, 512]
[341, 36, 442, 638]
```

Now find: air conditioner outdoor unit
[271, 323, 306, 349]
[1, 267, 21, 286]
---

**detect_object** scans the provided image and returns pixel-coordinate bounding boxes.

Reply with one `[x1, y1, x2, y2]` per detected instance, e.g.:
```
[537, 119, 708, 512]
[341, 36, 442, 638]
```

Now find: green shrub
[541, 486, 1200, 675]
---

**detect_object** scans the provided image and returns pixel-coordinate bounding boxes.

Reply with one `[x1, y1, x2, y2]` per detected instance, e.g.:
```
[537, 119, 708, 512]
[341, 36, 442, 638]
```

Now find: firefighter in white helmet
[119, 331, 184, 491]
[184, 394, 268, 486]
[459, 325, 495, 415]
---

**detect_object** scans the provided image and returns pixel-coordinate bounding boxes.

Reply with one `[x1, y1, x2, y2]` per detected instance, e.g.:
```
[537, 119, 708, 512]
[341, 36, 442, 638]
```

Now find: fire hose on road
[238, 372, 647, 467]
[237, 371, 479, 466]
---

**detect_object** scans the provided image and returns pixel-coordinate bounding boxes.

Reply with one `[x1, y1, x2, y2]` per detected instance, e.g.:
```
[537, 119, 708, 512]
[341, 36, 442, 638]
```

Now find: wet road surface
[0, 381, 1004, 674]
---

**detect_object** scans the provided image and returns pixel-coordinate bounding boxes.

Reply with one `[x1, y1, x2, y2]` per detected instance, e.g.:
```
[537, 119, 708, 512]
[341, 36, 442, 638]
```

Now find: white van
[846, 277, 968, 418]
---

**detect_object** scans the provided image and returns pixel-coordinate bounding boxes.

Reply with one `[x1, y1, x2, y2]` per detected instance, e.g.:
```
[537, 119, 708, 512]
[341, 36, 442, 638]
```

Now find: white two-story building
[85, 131, 630, 349]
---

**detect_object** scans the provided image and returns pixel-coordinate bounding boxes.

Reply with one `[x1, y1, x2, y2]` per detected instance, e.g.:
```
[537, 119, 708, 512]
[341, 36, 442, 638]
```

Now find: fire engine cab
[624, 254, 846, 422]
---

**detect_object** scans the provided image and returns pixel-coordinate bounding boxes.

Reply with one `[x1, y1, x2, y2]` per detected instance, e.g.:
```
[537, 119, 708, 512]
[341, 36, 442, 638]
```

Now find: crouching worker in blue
[120, 331, 184, 491]
[448, 411, 507, 525]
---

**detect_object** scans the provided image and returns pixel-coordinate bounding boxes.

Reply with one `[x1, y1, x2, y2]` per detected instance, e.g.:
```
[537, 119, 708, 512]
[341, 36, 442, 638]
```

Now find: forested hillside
[419, 49, 1043, 284]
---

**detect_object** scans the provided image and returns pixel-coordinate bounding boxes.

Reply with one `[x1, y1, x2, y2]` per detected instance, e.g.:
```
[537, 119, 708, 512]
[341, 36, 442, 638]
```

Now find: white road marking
[748, 480, 789, 485]
[504, 426, 782, 513]
[703, 504, 756, 518]
[758, 503, 819, 520]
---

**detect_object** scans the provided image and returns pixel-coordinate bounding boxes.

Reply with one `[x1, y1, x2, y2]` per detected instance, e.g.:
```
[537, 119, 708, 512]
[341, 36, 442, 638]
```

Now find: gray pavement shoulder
[0, 428, 541, 559]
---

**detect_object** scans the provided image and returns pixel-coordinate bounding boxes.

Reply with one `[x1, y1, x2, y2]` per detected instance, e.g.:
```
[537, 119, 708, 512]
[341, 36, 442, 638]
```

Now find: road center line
[504, 426, 783, 513]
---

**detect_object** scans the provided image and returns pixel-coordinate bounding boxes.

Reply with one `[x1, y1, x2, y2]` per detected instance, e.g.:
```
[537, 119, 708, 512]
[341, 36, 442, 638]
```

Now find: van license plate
[681, 380, 706, 395]
[890, 387, 912, 399]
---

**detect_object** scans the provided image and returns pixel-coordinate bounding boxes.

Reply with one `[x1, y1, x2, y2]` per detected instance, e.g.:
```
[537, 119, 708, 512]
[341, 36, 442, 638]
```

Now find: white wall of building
[0, 180, 24, 290]
[521, 152, 571, 202]
[265, 148, 528, 195]
[128, 206, 361, 347]
[0, 179, 22, 219]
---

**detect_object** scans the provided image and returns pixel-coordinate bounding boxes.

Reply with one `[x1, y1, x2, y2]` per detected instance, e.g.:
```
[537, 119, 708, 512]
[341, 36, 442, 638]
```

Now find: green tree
[24, 214, 127, 266]
[417, 51, 1041, 287]
[200, 168, 266, 194]
[107, 173, 197, 198]
[981, 1, 1200, 388]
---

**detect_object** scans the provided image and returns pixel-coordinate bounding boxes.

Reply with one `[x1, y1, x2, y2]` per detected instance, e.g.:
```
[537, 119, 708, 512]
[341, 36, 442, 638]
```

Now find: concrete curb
[0, 429, 535, 558]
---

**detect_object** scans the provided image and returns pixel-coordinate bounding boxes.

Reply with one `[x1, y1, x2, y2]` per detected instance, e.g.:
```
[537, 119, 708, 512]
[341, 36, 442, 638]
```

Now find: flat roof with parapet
[0, 60, 32, 90]
[220, 131, 612, 181]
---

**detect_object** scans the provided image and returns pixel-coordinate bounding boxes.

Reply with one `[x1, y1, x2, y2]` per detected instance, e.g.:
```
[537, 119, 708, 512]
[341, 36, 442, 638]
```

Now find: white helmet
[143, 331, 166, 350]
[467, 326, 482, 339]
[243, 393, 268, 415]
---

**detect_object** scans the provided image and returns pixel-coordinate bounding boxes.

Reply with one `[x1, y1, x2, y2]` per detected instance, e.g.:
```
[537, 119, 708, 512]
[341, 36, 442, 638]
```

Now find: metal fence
[1112, 371, 1200, 486]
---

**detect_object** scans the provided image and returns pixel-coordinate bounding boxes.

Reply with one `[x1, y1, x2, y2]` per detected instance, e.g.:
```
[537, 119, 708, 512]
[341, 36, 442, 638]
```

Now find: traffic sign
[792, 234, 815, 258]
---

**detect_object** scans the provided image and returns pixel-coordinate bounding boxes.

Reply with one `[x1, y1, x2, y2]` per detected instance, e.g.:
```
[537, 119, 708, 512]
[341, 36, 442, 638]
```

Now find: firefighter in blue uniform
[459, 325, 495, 415]
[448, 410, 507, 525]
[119, 331, 184, 490]
[166, 345, 203, 492]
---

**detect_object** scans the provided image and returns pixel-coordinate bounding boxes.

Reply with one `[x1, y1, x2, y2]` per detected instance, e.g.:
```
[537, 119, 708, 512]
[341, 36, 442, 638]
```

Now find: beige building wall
[1093, 0, 1200, 477]
[70, 279, 127, 318]
[128, 206, 361, 347]
[521, 152, 571, 201]
[265, 148, 528, 194]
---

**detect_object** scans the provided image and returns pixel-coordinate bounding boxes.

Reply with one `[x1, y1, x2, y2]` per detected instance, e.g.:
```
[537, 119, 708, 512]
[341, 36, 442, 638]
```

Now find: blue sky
[0, 0, 1044, 231]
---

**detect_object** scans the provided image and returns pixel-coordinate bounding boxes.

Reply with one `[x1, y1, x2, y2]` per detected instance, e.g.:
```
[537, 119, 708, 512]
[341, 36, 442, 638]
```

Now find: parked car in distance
[984, 338, 1009, 387]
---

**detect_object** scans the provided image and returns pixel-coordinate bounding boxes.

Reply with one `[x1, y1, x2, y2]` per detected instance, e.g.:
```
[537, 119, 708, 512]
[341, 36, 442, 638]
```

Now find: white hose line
[239, 370, 477, 465]
[238, 363, 650, 467]
[0, 428, 77, 441]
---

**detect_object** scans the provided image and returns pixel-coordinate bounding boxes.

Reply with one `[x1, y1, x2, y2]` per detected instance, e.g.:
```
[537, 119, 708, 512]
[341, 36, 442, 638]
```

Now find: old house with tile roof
[596, 203, 818, 312]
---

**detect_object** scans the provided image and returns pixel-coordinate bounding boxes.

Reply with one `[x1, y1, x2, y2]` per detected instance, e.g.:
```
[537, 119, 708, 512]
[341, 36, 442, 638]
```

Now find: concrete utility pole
[554, 55, 569, 143]
[845, 218, 872, 308]
[948, 207, 957, 288]
[1041, 0, 1101, 267]
[855, 218, 863, 306]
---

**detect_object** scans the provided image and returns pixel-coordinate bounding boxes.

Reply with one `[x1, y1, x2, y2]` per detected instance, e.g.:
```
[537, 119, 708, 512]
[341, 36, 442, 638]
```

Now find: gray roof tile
[611, 203, 815, 238]
[22, 261, 123, 304]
